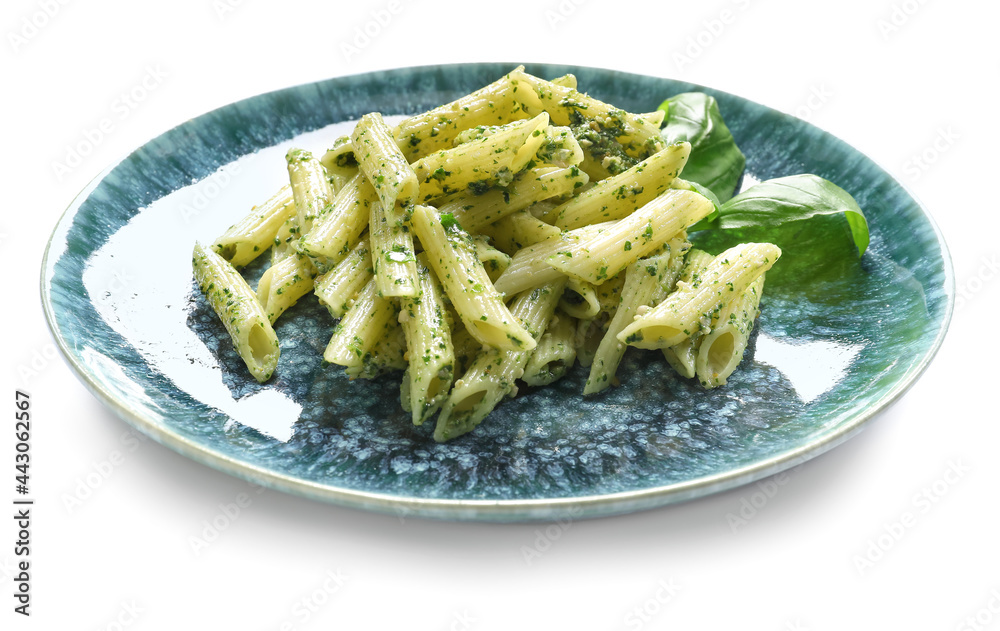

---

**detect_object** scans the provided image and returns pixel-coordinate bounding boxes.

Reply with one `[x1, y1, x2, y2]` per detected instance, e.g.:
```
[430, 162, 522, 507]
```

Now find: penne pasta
[546, 188, 712, 286]
[192, 243, 280, 383]
[558, 277, 601, 320]
[618, 243, 782, 349]
[522, 312, 577, 387]
[399, 253, 455, 425]
[435, 278, 566, 442]
[660, 248, 714, 378]
[695, 274, 766, 388]
[492, 222, 609, 296]
[411, 113, 550, 203]
[299, 172, 377, 261]
[314, 238, 373, 319]
[256, 253, 317, 324]
[368, 200, 419, 298]
[351, 112, 419, 212]
[323, 276, 398, 370]
[286, 148, 333, 234]
[190, 66, 799, 441]
[553, 142, 691, 230]
[436, 165, 588, 235]
[584, 238, 688, 395]
[213, 185, 296, 268]
[411, 204, 536, 352]
[394, 67, 533, 162]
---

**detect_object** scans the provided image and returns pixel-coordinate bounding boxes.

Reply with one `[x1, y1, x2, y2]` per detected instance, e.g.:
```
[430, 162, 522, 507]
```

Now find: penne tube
[509, 68, 665, 159]
[492, 222, 609, 296]
[314, 238, 373, 319]
[192, 243, 280, 383]
[558, 277, 601, 320]
[411, 113, 550, 203]
[323, 276, 398, 370]
[549, 73, 577, 89]
[546, 189, 712, 286]
[534, 125, 585, 168]
[393, 67, 533, 162]
[695, 274, 766, 388]
[483, 209, 562, 255]
[271, 214, 298, 264]
[299, 172, 377, 261]
[470, 235, 511, 282]
[584, 238, 687, 395]
[411, 204, 535, 352]
[522, 313, 577, 387]
[399, 253, 455, 425]
[351, 112, 419, 211]
[553, 142, 691, 230]
[450, 324, 483, 379]
[286, 148, 333, 234]
[618, 243, 782, 349]
[349, 321, 407, 379]
[661, 248, 714, 378]
[596, 272, 627, 316]
[256, 253, 317, 324]
[212, 185, 296, 268]
[369, 200, 419, 298]
[435, 278, 566, 442]
[436, 165, 588, 235]
[548, 189, 713, 285]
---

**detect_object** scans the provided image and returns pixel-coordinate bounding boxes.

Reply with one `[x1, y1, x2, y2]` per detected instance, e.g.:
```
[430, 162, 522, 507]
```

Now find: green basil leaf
[659, 93, 746, 202]
[716, 174, 870, 256]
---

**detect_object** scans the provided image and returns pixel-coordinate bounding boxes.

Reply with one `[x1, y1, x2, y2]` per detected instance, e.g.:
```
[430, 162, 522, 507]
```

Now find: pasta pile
[192, 66, 780, 442]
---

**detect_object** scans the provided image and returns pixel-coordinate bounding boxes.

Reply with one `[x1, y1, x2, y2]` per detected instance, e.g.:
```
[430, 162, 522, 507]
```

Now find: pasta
[192, 67, 795, 442]
[212, 185, 295, 268]
[399, 253, 455, 425]
[617, 243, 781, 349]
[410, 203, 535, 352]
[192, 243, 280, 382]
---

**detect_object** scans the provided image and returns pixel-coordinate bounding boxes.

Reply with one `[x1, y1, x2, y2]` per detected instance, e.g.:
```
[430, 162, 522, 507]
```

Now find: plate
[41, 63, 953, 521]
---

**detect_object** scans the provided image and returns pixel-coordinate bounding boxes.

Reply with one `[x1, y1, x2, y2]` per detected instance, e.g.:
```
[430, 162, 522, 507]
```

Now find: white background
[2, 0, 997, 628]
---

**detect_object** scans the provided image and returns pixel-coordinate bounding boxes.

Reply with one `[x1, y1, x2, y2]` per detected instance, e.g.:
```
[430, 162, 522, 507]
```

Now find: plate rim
[40, 62, 955, 522]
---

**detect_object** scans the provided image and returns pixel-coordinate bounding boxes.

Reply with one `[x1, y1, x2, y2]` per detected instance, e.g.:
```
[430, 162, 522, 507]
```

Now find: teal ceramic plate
[41, 64, 952, 521]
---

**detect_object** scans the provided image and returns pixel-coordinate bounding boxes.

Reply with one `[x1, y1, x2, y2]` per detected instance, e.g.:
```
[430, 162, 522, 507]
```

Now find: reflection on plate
[41, 64, 952, 521]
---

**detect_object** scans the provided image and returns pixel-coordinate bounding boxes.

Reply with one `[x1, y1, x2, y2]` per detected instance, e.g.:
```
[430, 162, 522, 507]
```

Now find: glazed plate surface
[41, 63, 952, 521]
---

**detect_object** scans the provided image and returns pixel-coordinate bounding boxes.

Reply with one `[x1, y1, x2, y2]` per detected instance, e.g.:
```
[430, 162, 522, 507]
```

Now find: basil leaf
[659, 93, 746, 202]
[715, 174, 870, 256]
